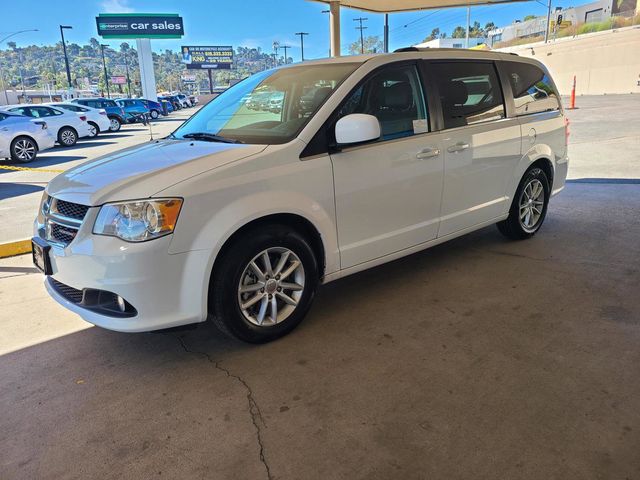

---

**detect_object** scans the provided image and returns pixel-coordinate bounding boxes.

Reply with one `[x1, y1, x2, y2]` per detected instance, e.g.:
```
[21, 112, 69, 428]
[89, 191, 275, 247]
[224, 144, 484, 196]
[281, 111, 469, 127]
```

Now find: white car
[0, 111, 55, 162]
[33, 49, 568, 343]
[2, 104, 92, 146]
[46, 102, 111, 138]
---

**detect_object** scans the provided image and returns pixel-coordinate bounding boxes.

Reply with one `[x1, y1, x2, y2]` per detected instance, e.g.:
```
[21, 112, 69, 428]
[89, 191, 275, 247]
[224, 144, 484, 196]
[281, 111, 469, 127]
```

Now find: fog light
[117, 295, 126, 312]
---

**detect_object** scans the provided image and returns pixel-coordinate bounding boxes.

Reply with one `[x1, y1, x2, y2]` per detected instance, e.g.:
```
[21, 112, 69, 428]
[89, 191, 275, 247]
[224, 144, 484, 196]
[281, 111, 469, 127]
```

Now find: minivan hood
[47, 139, 267, 206]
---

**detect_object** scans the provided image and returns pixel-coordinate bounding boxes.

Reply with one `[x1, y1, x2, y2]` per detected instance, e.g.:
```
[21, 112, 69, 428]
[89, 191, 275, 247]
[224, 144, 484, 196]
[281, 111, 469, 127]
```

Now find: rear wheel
[209, 225, 319, 343]
[109, 117, 122, 132]
[10, 136, 37, 163]
[87, 122, 99, 137]
[150, 109, 159, 119]
[57, 127, 77, 146]
[497, 166, 550, 240]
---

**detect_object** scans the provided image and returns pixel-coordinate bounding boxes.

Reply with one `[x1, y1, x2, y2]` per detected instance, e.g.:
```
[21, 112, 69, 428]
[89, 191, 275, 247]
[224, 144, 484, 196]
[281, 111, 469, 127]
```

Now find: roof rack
[393, 46, 518, 56]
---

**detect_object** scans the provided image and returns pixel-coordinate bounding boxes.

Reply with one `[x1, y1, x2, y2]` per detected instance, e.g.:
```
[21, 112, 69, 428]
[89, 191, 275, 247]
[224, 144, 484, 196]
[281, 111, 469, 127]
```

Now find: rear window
[501, 61, 560, 116]
[104, 100, 117, 107]
[431, 62, 505, 129]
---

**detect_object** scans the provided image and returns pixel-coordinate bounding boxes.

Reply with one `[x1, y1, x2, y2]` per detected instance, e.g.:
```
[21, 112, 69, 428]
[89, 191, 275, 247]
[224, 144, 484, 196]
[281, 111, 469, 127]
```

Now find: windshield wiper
[182, 132, 243, 144]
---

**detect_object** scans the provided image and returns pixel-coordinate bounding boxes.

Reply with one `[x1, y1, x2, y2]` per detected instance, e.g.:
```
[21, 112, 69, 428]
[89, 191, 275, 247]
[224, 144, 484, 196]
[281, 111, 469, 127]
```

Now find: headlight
[93, 198, 183, 242]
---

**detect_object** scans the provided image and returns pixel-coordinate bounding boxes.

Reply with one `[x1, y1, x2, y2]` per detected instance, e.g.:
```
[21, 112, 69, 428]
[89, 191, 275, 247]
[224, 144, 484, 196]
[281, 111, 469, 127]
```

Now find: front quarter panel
[158, 139, 339, 275]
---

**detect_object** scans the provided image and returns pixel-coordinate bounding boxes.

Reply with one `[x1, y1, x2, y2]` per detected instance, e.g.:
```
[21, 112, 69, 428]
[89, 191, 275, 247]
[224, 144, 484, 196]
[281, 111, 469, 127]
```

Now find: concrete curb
[0, 239, 31, 259]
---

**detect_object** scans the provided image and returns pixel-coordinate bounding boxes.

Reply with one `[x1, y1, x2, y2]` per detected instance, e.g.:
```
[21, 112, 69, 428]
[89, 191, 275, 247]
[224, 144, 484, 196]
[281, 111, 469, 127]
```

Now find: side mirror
[335, 113, 380, 145]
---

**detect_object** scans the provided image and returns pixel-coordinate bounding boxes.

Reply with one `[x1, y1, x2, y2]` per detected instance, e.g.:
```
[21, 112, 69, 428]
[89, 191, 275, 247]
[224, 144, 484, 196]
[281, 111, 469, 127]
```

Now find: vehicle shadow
[55, 141, 117, 151]
[567, 177, 640, 184]
[0, 155, 86, 174]
[0, 182, 44, 200]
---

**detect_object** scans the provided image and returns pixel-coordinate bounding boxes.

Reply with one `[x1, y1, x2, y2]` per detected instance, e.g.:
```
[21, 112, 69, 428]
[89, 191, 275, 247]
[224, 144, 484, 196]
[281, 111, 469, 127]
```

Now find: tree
[470, 21, 484, 37]
[6, 41, 16, 50]
[484, 22, 496, 33]
[348, 35, 383, 55]
[451, 26, 466, 38]
[523, 15, 537, 21]
[422, 28, 440, 42]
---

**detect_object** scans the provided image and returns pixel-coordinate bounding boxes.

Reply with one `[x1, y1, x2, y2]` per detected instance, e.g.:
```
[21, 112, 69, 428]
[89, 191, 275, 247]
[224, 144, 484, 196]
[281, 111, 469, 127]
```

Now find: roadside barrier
[0, 239, 32, 258]
[0, 165, 64, 173]
[567, 75, 577, 110]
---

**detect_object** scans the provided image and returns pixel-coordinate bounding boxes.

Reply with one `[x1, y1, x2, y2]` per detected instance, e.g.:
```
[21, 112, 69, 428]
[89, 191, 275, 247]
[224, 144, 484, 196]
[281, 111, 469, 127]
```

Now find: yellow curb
[0, 239, 32, 258]
[0, 165, 64, 173]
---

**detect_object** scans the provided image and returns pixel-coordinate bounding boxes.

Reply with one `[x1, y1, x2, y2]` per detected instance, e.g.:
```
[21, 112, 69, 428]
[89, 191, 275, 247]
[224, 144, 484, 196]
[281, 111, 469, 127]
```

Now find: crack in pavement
[170, 334, 273, 480]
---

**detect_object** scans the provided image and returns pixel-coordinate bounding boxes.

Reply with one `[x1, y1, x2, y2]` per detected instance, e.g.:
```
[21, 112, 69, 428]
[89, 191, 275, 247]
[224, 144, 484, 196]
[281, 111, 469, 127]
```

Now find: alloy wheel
[519, 178, 545, 232]
[237, 247, 305, 327]
[60, 129, 76, 145]
[110, 118, 120, 131]
[15, 139, 36, 160]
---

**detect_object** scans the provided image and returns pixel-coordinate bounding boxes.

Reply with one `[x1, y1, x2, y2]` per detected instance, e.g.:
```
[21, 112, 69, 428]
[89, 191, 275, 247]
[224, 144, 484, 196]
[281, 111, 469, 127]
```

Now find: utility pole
[295, 32, 309, 61]
[354, 17, 368, 54]
[282, 45, 290, 64]
[272, 41, 280, 66]
[544, 0, 552, 43]
[123, 52, 132, 98]
[100, 44, 110, 98]
[465, 7, 470, 48]
[384, 14, 389, 53]
[59, 25, 73, 92]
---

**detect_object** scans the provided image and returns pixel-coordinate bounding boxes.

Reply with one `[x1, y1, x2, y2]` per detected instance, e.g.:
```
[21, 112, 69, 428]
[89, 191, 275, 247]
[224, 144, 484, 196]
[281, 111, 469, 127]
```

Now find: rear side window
[430, 62, 505, 129]
[501, 61, 560, 116]
[104, 100, 117, 107]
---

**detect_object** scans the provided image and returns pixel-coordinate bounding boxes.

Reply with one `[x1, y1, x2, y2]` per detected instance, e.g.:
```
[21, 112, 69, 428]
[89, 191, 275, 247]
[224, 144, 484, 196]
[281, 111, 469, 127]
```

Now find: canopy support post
[330, 1, 341, 57]
[384, 13, 389, 52]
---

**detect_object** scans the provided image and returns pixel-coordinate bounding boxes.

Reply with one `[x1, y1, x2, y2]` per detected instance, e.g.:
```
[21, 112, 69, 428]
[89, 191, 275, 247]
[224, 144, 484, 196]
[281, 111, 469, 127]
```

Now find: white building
[413, 37, 488, 49]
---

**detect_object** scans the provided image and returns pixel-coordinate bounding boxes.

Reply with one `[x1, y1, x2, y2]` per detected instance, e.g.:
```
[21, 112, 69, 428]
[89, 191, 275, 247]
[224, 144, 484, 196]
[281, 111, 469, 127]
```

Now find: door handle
[416, 148, 440, 159]
[447, 142, 470, 153]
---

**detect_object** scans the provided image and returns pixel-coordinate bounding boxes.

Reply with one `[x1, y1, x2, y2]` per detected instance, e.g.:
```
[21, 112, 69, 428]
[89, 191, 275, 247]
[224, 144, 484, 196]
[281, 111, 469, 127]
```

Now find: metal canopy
[312, 0, 522, 12]
[311, 0, 525, 57]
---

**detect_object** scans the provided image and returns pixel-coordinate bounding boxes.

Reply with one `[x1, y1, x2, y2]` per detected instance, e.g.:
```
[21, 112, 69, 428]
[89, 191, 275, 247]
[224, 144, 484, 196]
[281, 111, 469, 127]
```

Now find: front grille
[50, 222, 78, 245]
[54, 199, 89, 220]
[50, 278, 83, 303]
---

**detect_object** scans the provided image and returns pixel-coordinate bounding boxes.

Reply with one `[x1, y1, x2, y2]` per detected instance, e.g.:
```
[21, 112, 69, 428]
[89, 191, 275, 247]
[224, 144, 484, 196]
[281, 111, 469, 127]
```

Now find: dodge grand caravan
[33, 48, 568, 343]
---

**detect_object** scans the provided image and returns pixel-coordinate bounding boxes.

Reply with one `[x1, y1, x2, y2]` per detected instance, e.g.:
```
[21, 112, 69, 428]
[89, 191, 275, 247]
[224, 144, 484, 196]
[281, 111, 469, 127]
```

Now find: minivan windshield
[173, 63, 359, 145]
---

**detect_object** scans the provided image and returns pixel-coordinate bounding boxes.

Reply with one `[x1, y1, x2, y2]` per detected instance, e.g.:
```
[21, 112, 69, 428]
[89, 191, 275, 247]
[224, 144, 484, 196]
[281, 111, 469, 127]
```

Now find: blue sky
[1, 0, 579, 58]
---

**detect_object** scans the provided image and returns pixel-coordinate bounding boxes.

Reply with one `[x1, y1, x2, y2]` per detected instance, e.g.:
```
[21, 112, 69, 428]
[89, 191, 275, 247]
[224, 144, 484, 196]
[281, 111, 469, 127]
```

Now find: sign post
[96, 13, 184, 101]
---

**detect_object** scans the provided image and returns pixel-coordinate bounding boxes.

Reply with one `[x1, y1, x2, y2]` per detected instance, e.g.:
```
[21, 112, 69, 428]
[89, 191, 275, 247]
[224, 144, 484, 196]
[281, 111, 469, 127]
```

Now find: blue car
[115, 99, 150, 123]
[158, 96, 176, 113]
[72, 97, 127, 132]
[140, 99, 165, 118]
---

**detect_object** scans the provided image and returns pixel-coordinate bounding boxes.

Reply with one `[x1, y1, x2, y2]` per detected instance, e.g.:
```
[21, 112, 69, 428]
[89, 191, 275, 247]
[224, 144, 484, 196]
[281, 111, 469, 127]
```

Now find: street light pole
[282, 45, 290, 64]
[295, 32, 309, 62]
[123, 52, 132, 98]
[0, 29, 38, 104]
[59, 25, 73, 91]
[544, 0, 552, 43]
[100, 44, 110, 98]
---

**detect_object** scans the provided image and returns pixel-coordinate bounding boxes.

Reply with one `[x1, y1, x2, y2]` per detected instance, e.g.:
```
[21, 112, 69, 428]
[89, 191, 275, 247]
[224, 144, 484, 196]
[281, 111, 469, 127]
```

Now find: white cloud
[101, 0, 134, 13]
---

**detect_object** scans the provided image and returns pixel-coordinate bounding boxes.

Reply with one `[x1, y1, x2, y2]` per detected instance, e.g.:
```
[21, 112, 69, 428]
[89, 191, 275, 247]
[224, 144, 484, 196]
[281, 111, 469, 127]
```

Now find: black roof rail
[393, 46, 518, 56]
[394, 46, 420, 52]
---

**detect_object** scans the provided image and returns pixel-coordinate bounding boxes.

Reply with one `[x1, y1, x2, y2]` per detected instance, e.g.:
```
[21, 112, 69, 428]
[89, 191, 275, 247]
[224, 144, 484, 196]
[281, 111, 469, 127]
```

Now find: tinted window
[104, 100, 117, 107]
[431, 62, 505, 129]
[338, 64, 428, 140]
[55, 104, 83, 112]
[502, 61, 560, 116]
[0, 113, 7, 121]
[9, 107, 30, 116]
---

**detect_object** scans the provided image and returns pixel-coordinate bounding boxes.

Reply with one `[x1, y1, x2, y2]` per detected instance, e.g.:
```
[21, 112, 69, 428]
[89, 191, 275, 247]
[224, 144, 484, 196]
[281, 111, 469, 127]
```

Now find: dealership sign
[96, 13, 184, 39]
[181, 74, 197, 83]
[181, 46, 233, 70]
[111, 75, 127, 85]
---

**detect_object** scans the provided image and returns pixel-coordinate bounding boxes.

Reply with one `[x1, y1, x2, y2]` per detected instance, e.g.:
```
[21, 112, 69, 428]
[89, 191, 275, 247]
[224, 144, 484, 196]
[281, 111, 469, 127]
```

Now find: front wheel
[209, 225, 319, 343]
[109, 117, 122, 132]
[10, 136, 37, 163]
[497, 166, 550, 240]
[57, 127, 77, 146]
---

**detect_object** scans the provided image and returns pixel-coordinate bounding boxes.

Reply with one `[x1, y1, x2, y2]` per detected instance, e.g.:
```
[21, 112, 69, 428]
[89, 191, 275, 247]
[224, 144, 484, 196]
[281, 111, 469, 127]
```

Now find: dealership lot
[1, 95, 639, 479]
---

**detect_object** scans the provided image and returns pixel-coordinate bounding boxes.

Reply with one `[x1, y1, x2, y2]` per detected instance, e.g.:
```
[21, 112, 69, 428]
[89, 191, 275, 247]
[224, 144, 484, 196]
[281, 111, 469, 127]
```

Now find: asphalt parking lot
[1, 95, 639, 479]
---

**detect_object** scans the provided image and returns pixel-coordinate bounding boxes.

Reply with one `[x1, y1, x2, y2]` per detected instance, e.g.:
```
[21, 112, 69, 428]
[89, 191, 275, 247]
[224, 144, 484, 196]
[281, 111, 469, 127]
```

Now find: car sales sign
[181, 46, 233, 70]
[96, 13, 184, 39]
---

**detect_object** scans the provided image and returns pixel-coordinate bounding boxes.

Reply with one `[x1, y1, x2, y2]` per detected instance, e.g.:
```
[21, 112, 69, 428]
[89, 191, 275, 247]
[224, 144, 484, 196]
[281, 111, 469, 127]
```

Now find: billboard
[181, 74, 197, 83]
[181, 46, 233, 70]
[96, 14, 184, 39]
[111, 75, 127, 85]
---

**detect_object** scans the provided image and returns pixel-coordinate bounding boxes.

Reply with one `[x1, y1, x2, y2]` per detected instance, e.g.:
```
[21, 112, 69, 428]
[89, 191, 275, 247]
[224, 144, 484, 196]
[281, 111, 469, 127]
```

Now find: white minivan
[34, 49, 568, 343]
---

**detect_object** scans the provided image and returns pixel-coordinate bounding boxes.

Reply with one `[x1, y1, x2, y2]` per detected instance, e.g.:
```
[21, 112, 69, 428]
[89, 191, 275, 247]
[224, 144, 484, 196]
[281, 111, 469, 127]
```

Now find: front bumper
[36, 214, 213, 332]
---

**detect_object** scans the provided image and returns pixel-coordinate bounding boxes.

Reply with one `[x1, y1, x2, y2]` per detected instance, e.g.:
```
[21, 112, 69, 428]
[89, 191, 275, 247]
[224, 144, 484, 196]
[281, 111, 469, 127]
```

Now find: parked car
[72, 98, 127, 132]
[0, 111, 55, 162]
[34, 49, 568, 343]
[140, 99, 164, 118]
[157, 96, 176, 113]
[115, 99, 150, 123]
[175, 93, 192, 108]
[189, 95, 198, 106]
[46, 102, 111, 137]
[2, 104, 92, 146]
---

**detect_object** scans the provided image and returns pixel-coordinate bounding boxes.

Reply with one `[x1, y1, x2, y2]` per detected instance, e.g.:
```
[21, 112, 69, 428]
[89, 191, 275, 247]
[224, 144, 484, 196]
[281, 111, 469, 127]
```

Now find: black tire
[497, 166, 550, 240]
[10, 136, 37, 163]
[57, 126, 77, 146]
[209, 225, 319, 343]
[108, 117, 122, 132]
[88, 121, 99, 137]
[150, 109, 159, 119]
